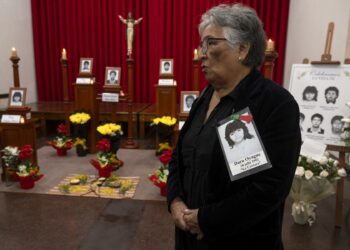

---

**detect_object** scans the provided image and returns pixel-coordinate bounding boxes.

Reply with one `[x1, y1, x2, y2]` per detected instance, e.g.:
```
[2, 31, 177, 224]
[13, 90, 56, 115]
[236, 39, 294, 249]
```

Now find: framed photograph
[79, 58, 93, 74]
[8, 87, 26, 107]
[216, 107, 271, 181]
[180, 91, 199, 115]
[104, 67, 121, 87]
[159, 59, 174, 76]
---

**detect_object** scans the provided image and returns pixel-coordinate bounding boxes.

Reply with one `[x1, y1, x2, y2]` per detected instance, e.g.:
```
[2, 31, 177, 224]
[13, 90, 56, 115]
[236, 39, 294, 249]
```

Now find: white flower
[298, 156, 302, 164]
[323, 151, 330, 157]
[319, 170, 329, 178]
[295, 166, 305, 177]
[319, 156, 328, 165]
[346, 101, 350, 108]
[340, 131, 350, 139]
[341, 117, 350, 123]
[337, 168, 347, 177]
[333, 160, 339, 167]
[163, 169, 169, 175]
[304, 170, 314, 180]
[306, 157, 313, 164]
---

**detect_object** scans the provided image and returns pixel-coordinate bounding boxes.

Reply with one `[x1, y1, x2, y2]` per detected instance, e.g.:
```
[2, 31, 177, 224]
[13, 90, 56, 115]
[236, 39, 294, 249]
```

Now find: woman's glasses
[198, 37, 228, 55]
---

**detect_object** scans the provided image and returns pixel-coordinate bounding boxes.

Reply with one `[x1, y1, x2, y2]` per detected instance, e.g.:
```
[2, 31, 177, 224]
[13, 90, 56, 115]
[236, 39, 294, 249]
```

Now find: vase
[56, 148, 67, 156]
[109, 136, 121, 155]
[159, 185, 167, 196]
[76, 145, 87, 157]
[73, 123, 89, 139]
[19, 177, 35, 189]
[157, 123, 174, 144]
[291, 201, 317, 226]
[98, 167, 113, 178]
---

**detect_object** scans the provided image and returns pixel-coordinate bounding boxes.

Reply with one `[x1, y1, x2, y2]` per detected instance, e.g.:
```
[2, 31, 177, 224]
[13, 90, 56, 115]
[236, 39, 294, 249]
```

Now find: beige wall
[284, 0, 350, 88]
[0, 0, 36, 108]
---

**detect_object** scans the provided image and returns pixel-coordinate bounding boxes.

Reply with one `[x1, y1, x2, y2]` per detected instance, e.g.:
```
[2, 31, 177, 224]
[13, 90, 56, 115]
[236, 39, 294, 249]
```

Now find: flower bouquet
[151, 116, 177, 154]
[1, 146, 20, 182]
[97, 123, 123, 155]
[340, 101, 350, 146]
[290, 153, 347, 226]
[48, 123, 73, 156]
[90, 138, 123, 178]
[14, 145, 44, 189]
[148, 149, 172, 196]
[70, 111, 91, 156]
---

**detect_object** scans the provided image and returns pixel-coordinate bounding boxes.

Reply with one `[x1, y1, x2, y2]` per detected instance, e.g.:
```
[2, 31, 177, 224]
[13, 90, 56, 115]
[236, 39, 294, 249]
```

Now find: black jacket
[167, 69, 301, 249]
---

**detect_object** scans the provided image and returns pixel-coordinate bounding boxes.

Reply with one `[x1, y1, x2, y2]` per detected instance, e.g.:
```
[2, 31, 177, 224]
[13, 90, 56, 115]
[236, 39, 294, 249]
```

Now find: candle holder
[192, 58, 199, 91]
[263, 50, 278, 80]
[10, 55, 21, 88]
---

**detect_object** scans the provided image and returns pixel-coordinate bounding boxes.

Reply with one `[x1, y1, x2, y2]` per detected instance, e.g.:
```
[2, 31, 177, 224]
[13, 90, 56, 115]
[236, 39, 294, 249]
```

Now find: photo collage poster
[289, 64, 350, 146]
[216, 107, 271, 182]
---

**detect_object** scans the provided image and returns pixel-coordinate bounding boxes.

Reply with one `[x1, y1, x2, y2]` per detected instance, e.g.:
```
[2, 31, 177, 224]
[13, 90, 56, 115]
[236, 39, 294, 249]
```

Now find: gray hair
[198, 4, 266, 68]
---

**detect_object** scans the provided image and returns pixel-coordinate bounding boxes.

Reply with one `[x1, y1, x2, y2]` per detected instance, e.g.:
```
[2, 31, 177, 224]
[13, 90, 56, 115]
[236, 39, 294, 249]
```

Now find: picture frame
[8, 87, 27, 107]
[79, 58, 94, 74]
[104, 67, 121, 87]
[180, 91, 199, 115]
[159, 59, 174, 77]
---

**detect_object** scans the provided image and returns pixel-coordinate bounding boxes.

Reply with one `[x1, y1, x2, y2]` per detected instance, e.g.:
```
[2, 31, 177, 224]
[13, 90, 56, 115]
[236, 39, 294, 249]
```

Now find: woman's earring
[238, 56, 242, 62]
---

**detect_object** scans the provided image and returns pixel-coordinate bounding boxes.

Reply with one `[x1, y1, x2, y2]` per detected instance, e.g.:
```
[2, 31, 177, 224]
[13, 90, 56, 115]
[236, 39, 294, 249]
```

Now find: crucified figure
[118, 12, 143, 57]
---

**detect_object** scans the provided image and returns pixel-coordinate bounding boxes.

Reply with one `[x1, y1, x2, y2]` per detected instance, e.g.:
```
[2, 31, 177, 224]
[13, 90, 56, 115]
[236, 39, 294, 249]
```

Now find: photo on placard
[79, 58, 93, 74]
[216, 107, 271, 181]
[180, 91, 199, 114]
[159, 59, 174, 76]
[8, 87, 26, 107]
[104, 67, 121, 87]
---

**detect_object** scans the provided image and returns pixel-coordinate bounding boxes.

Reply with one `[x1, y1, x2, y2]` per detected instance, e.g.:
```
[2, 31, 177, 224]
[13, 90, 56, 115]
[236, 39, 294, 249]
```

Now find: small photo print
[216, 107, 271, 181]
[79, 58, 93, 74]
[180, 91, 199, 114]
[8, 87, 26, 107]
[104, 67, 121, 86]
[159, 59, 174, 76]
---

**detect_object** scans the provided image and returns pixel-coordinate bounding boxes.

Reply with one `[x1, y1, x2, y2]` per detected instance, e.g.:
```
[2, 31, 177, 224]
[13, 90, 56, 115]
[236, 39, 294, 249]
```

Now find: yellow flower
[97, 123, 123, 136]
[69, 112, 91, 124]
[152, 116, 177, 126]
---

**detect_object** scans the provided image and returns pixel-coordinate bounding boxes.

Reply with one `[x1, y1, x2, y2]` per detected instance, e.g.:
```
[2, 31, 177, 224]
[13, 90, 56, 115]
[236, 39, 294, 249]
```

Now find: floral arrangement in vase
[48, 123, 73, 156]
[340, 101, 350, 146]
[90, 138, 123, 178]
[14, 144, 44, 189]
[69, 111, 91, 156]
[151, 116, 177, 154]
[290, 152, 347, 226]
[148, 149, 172, 196]
[1, 146, 20, 181]
[97, 123, 123, 155]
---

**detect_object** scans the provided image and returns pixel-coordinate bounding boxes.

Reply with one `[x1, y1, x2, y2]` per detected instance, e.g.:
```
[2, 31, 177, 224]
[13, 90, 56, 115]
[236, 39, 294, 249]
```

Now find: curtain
[31, 0, 290, 103]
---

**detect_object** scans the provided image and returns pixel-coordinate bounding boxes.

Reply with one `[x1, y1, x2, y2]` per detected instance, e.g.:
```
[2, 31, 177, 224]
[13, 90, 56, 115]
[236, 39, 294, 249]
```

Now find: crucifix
[118, 12, 143, 57]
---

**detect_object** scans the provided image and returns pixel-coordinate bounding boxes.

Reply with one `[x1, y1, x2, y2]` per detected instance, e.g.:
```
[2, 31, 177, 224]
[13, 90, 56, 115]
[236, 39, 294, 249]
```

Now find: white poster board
[289, 64, 350, 146]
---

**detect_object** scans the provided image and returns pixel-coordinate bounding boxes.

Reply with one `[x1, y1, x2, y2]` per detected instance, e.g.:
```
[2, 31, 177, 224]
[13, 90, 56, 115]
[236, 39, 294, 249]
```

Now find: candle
[62, 48, 67, 60]
[193, 49, 198, 60]
[11, 47, 17, 57]
[266, 39, 275, 51]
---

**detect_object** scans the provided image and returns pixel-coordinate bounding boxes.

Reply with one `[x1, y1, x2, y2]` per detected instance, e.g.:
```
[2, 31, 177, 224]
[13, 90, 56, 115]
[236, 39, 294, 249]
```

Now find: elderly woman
[167, 3, 301, 250]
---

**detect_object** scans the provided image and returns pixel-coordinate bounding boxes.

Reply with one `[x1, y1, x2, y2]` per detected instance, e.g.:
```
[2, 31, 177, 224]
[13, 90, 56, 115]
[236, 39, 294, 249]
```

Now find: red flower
[19, 145, 33, 160]
[96, 138, 110, 152]
[159, 149, 172, 165]
[57, 123, 67, 135]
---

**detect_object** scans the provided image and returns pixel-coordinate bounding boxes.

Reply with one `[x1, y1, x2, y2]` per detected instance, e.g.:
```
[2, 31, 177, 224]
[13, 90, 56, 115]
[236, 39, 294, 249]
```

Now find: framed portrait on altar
[8, 87, 26, 107]
[159, 59, 174, 77]
[180, 91, 199, 115]
[79, 58, 93, 74]
[104, 67, 121, 87]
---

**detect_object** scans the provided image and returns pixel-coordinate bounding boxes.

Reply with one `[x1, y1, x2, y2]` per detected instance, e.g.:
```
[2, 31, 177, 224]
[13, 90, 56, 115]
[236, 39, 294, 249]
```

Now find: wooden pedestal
[0, 119, 38, 180]
[74, 83, 99, 154]
[155, 85, 177, 117]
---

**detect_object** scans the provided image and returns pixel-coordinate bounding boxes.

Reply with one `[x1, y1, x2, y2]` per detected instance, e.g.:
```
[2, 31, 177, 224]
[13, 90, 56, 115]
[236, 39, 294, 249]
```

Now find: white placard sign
[158, 79, 174, 86]
[300, 138, 327, 162]
[102, 93, 119, 102]
[1, 114, 21, 123]
[289, 64, 350, 146]
[76, 78, 93, 84]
